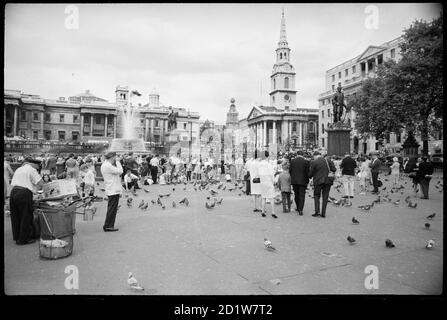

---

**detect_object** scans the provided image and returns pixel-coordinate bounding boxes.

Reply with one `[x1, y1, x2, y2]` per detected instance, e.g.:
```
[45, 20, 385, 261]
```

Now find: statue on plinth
[328, 85, 351, 129]
[167, 106, 178, 132]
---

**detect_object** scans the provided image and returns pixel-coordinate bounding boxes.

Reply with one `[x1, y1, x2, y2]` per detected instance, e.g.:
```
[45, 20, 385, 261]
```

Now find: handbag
[252, 177, 260, 183]
[325, 159, 336, 183]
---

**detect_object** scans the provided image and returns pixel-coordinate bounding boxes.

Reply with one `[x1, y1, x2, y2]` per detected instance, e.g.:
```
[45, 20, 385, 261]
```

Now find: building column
[257, 123, 260, 149]
[272, 120, 276, 146]
[263, 120, 267, 148]
[80, 114, 84, 137]
[104, 114, 108, 137]
[113, 115, 117, 138]
[150, 119, 154, 141]
[365, 61, 369, 75]
[13, 106, 18, 136]
[40, 111, 44, 139]
[145, 117, 149, 141]
[288, 120, 291, 140]
[90, 113, 94, 137]
[299, 122, 303, 146]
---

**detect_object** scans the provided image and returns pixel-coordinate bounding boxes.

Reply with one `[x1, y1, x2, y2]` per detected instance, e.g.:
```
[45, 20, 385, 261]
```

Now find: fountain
[109, 96, 146, 153]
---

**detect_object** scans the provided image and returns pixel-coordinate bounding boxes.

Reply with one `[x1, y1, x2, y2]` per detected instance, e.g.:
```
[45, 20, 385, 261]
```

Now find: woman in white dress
[258, 150, 277, 218]
[249, 152, 262, 213]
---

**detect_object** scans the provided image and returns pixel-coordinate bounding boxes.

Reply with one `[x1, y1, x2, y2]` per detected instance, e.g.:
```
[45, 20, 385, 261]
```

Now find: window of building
[280, 53, 282, 59]
[96, 115, 102, 125]
[322, 138, 325, 147]
[183, 123, 187, 130]
[338, 82, 341, 87]
[284, 77, 289, 89]
[44, 130, 51, 140]
[345, 69, 348, 76]
[391, 49, 395, 59]
[59, 114, 64, 123]
[19, 129, 27, 138]
[73, 115, 79, 123]
[378, 54, 383, 64]
[332, 75, 335, 82]
[140, 119, 144, 125]
[33, 130, 39, 140]
[182, 136, 188, 141]
[155, 120, 159, 127]
[396, 132, 401, 143]
[322, 123, 325, 134]
[45, 113, 51, 122]
[332, 85, 335, 91]
[58, 131, 65, 141]
[327, 109, 331, 118]
[272, 96, 275, 103]
[72, 131, 79, 141]
[352, 65, 356, 74]
[338, 72, 341, 79]
[273, 79, 276, 89]
[33, 112, 39, 121]
[21, 111, 26, 121]
[322, 110, 325, 118]
[284, 52, 287, 59]
[292, 122, 297, 132]
[309, 122, 314, 132]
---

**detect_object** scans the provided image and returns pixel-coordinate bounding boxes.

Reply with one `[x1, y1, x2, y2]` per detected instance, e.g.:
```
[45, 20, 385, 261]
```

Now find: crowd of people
[3, 149, 436, 244]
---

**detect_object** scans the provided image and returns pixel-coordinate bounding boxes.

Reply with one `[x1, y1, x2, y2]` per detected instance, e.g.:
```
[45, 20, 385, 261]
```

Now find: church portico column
[113, 115, 117, 138]
[13, 106, 18, 136]
[272, 120, 277, 146]
[80, 114, 84, 137]
[263, 120, 267, 148]
[90, 113, 94, 137]
[145, 117, 149, 141]
[40, 110, 44, 139]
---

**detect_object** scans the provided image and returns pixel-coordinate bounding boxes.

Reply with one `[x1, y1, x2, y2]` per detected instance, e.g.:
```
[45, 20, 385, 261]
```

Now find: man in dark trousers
[417, 156, 434, 199]
[9, 157, 44, 245]
[100, 152, 123, 232]
[340, 153, 357, 199]
[289, 150, 310, 216]
[370, 152, 381, 194]
[308, 152, 336, 218]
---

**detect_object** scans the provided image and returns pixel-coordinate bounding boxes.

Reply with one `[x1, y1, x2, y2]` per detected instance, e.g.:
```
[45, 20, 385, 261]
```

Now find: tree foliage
[350, 13, 443, 154]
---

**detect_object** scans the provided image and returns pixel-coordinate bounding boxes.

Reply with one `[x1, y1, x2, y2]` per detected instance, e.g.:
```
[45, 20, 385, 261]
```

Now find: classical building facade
[4, 86, 201, 155]
[245, 10, 318, 153]
[318, 36, 443, 155]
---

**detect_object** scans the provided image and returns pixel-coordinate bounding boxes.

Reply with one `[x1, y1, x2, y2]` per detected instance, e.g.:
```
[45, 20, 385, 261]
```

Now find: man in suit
[308, 152, 336, 218]
[417, 156, 434, 199]
[340, 153, 357, 198]
[370, 152, 381, 194]
[289, 150, 310, 216]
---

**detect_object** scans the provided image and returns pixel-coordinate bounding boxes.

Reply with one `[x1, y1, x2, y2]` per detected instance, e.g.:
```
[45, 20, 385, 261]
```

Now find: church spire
[278, 8, 288, 47]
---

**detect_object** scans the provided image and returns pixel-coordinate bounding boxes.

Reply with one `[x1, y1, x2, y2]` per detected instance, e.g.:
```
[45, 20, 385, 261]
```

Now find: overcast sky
[5, 3, 441, 124]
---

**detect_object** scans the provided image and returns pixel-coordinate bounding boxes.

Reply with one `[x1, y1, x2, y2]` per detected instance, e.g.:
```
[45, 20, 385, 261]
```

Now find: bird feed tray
[42, 180, 78, 201]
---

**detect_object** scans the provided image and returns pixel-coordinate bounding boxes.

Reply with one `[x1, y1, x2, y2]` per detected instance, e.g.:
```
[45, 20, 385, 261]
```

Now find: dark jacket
[289, 156, 310, 186]
[340, 156, 357, 176]
[370, 158, 381, 173]
[309, 157, 336, 185]
[416, 161, 434, 180]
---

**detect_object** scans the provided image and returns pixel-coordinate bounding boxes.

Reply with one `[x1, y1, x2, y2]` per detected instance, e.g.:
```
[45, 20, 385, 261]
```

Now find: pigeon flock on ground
[93, 172, 441, 278]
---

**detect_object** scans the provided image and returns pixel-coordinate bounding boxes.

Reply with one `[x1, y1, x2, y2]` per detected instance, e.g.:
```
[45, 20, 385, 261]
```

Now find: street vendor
[9, 157, 44, 245]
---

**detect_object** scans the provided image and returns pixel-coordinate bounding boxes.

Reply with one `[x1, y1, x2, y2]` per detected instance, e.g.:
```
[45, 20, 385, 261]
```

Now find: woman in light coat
[258, 150, 277, 218]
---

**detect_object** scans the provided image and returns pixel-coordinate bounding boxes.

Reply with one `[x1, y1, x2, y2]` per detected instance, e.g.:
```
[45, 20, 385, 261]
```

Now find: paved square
[4, 173, 443, 295]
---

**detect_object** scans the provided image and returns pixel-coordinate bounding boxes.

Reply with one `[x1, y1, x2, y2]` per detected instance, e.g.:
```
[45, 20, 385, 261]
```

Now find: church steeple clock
[269, 9, 297, 109]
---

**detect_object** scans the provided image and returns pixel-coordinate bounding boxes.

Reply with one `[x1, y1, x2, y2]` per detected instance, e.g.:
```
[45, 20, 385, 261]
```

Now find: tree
[350, 13, 443, 156]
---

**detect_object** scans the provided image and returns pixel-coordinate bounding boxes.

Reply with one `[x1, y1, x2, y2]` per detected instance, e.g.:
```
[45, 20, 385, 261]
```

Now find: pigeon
[264, 238, 276, 251]
[393, 200, 400, 205]
[96, 182, 100, 186]
[385, 239, 395, 248]
[141, 202, 148, 210]
[100, 188, 106, 192]
[215, 198, 223, 205]
[144, 188, 150, 193]
[347, 236, 356, 244]
[408, 202, 417, 208]
[352, 217, 360, 224]
[172, 188, 175, 191]
[404, 196, 411, 203]
[210, 190, 218, 196]
[427, 213, 436, 220]
[157, 198, 163, 206]
[344, 201, 352, 207]
[151, 199, 156, 205]
[172, 201, 176, 208]
[205, 200, 216, 209]
[179, 197, 189, 206]
[161, 205, 166, 210]
[358, 204, 373, 211]
[425, 239, 435, 249]
[128, 272, 144, 291]
[138, 200, 145, 208]
[425, 223, 430, 229]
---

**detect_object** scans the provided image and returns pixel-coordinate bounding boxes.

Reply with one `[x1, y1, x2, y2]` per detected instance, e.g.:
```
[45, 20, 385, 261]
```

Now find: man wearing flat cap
[9, 157, 44, 245]
[100, 151, 123, 232]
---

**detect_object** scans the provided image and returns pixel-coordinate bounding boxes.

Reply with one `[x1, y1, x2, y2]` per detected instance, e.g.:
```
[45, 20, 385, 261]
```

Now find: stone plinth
[326, 125, 352, 157]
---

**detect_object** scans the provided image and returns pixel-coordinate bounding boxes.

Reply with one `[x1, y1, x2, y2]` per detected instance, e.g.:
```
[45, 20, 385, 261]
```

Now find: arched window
[284, 77, 289, 89]
[280, 53, 283, 59]
[273, 79, 276, 89]
[284, 52, 287, 59]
